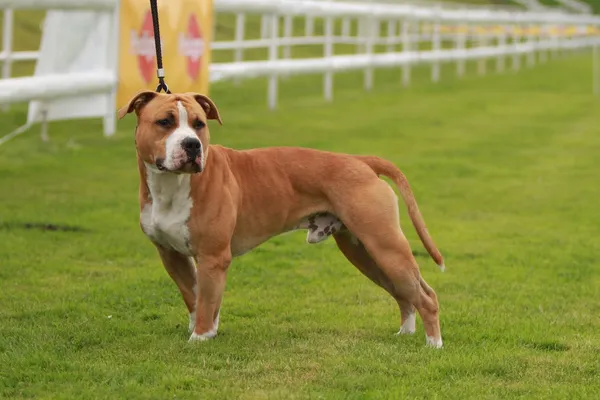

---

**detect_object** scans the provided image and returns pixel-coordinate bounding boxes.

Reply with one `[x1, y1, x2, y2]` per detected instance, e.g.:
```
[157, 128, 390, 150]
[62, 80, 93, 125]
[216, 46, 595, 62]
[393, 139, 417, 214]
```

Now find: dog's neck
[143, 163, 192, 208]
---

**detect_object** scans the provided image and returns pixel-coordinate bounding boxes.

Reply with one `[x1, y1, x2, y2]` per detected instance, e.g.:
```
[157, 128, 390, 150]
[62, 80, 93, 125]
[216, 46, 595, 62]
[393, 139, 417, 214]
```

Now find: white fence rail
[1, 0, 600, 141]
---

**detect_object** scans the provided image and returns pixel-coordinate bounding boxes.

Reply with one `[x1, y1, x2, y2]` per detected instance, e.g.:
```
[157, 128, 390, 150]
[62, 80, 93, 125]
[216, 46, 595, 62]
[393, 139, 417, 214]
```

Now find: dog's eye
[156, 118, 172, 128]
[193, 120, 205, 130]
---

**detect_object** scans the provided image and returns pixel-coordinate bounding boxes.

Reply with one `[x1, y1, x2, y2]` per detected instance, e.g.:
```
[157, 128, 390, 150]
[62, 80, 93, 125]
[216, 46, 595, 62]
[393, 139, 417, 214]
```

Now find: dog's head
[118, 91, 222, 174]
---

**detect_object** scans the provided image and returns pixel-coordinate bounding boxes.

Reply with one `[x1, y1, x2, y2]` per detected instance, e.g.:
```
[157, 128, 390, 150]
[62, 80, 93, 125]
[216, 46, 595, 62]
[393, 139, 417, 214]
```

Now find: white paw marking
[187, 310, 219, 337]
[397, 313, 416, 335]
[426, 335, 443, 349]
[188, 311, 196, 333]
[188, 330, 217, 342]
[439, 263, 446, 272]
[213, 311, 220, 332]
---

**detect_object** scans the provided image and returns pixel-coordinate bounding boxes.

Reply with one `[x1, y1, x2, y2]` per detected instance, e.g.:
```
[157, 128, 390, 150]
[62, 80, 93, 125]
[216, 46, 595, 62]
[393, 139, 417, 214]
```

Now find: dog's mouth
[156, 158, 167, 171]
[156, 158, 202, 174]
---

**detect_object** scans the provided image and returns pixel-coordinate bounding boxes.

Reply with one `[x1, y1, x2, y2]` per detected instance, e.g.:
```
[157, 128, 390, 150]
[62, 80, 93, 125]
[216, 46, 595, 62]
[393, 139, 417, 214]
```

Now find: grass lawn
[2, 48, 600, 398]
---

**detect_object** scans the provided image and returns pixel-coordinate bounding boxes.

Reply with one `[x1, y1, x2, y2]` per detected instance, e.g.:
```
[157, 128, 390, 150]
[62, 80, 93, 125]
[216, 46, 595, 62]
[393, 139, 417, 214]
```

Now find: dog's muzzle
[182, 137, 202, 161]
[154, 137, 203, 173]
[182, 137, 203, 173]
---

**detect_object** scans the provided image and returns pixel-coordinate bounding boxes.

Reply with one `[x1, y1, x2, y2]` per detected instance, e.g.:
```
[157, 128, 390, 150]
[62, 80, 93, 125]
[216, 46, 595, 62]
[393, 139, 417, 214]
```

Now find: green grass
[1, 49, 600, 398]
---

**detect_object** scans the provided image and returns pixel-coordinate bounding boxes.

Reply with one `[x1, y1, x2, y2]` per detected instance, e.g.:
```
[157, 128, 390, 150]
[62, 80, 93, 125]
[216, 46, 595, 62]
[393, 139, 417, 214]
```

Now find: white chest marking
[141, 166, 193, 255]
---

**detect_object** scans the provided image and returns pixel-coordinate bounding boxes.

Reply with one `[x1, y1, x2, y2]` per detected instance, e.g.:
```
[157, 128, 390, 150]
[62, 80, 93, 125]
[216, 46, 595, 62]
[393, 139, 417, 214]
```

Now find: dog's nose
[181, 137, 201, 158]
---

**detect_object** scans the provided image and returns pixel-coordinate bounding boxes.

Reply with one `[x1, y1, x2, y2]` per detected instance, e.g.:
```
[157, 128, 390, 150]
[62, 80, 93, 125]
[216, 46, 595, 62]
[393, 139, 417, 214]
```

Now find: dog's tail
[356, 156, 445, 271]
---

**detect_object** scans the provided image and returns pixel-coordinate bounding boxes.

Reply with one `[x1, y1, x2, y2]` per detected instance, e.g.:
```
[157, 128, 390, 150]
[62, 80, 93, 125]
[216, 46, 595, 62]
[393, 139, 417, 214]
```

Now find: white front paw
[213, 311, 220, 331]
[188, 311, 196, 333]
[397, 313, 416, 335]
[426, 335, 443, 349]
[188, 330, 217, 343]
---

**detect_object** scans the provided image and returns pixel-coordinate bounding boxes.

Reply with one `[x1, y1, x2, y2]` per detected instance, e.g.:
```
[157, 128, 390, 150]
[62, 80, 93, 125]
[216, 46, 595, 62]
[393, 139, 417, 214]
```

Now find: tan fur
[355, 156, 444, 268]
[118, 91, 445, 347]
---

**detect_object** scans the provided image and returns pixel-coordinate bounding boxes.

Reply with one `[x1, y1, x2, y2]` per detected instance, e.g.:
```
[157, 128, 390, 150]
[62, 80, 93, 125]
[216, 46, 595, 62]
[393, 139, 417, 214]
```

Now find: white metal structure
[0, 0, 119, 144]
[1, 0, 600, 143]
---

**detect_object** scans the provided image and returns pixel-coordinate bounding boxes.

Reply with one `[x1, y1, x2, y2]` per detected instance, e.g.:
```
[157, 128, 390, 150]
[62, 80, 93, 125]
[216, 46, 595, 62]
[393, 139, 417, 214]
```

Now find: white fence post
[261, 14, 269, 38]
[324, 16, 333, 101]
[513, 25, 521, 72]
[40, 108, 49, 142]
[342, 17, 350, 38]
[364, 16, 375, 91]
[2, 8, 12, 80]
[549, 25, 556, 59]
[564, 25, 568, 59]
[234, 13, 245, 85]
[387, 20, 396, 53]
[594, 38, 599, 97]
[305, 16, 314, 37]
[477, 26, 486, 76]
[2, 8, 13, 111]
[497, 25, 506, 73]
[527, 24, 535, 68]
[457, 24, 467, 78]
[402, 18, 411, 87]
[432, 8, 441, 83]
[268, 13, 279, 110]
[281, 13, 292, 80]
[539, 24, 547, 64]
[103, 0, 119, 136]
[356, 17, 364, 54]
[283, 14, 292, 60]
[555, 25, 562, 58]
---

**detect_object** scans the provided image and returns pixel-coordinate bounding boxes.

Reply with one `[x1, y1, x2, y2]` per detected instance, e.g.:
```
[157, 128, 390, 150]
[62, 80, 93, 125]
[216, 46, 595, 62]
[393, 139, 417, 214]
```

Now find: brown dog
[117, 91, 445, 348]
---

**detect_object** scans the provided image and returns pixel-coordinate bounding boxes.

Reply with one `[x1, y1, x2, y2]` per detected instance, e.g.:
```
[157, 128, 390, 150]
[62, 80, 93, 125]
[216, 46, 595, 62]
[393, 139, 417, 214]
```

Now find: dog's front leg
[188, 250, 232, 342]
[156, 246, 197, 332]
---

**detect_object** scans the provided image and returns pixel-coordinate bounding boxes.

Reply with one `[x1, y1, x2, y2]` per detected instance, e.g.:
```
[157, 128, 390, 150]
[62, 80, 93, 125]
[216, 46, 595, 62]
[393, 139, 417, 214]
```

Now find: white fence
[1, 0, 600, 142]
[209, 0, 600, 108]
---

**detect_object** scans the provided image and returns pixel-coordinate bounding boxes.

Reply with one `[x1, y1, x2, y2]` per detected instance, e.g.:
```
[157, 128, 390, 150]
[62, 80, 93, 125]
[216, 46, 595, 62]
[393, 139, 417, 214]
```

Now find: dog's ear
[117, 91, 159, 120]
[190, 93, 222, 125]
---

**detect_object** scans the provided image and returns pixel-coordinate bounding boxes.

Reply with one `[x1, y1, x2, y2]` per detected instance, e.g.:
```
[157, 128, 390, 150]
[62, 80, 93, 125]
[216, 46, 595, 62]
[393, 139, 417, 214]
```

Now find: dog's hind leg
[331, 179, 442, 347]
[333, 231, 388, 290]
[334, 231, 417, 335]
[417, 275, 442, 347]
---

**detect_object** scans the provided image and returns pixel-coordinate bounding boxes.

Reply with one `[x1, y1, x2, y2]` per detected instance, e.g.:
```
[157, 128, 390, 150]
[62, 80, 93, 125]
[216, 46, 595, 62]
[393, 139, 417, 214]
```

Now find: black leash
[149, 0, 170, 93]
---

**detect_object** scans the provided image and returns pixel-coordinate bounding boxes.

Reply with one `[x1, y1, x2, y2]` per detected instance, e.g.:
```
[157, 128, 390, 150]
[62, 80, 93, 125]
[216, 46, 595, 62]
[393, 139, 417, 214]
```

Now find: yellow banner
[117, 0, 213, 108]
